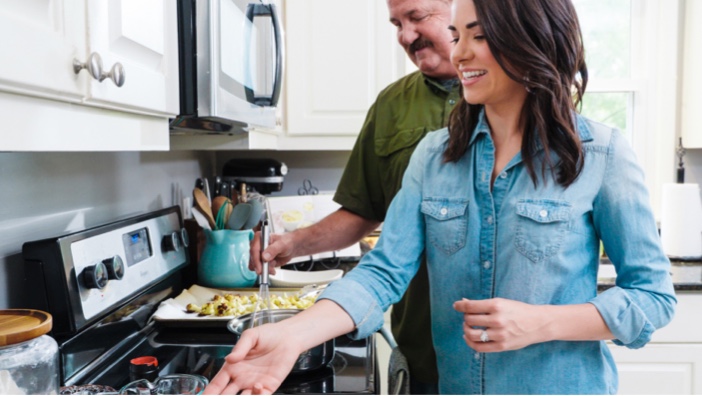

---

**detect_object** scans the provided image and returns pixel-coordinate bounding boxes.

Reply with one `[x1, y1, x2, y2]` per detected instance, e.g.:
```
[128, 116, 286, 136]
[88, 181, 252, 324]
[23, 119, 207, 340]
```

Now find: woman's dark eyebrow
[466, 21, 479, 29]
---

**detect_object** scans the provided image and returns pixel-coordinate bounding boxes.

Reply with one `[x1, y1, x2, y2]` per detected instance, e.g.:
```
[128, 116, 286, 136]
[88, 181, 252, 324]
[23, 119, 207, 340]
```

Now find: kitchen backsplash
[685, 148, 701, 185]
[0, 151, 213, 308]
[0, 150, 351, 309]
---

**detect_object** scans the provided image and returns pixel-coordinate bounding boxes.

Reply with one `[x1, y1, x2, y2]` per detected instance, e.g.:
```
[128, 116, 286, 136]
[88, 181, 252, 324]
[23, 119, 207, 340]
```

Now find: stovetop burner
[69, 324, 377, 394]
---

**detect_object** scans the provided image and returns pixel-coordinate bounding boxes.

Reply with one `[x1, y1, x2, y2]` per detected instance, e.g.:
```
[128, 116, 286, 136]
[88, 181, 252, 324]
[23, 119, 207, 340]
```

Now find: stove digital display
[122, 228, 152, 267]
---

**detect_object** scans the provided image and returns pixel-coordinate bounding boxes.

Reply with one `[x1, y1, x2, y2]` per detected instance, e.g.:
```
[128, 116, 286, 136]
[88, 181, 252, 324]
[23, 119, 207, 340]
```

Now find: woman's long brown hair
[445, 0, 588, 187]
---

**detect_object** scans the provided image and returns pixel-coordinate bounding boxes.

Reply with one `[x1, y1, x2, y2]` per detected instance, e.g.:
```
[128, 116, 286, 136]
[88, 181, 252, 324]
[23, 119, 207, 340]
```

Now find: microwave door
[208, 0, 282, 129]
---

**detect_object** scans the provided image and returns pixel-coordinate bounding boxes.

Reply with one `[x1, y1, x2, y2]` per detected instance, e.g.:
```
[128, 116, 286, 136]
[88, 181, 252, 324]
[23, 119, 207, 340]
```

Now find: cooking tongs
[250, 221, 272, 328]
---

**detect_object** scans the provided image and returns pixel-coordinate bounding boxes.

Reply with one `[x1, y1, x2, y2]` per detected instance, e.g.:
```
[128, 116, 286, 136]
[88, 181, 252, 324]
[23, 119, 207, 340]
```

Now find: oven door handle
[379, 326, 410, 395]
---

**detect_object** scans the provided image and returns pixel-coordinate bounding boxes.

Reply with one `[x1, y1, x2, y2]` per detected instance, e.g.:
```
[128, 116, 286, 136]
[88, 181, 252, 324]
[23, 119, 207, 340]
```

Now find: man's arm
[250, 208, 381, 273]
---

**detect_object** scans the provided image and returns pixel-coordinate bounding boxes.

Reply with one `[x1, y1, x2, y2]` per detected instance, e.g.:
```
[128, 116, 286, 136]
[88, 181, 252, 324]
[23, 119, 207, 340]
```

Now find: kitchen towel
[660, 183, 702, 259]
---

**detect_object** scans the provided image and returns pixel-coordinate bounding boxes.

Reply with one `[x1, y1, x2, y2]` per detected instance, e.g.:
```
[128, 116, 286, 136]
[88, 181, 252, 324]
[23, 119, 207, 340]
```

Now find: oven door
[185, 0, 283, 130]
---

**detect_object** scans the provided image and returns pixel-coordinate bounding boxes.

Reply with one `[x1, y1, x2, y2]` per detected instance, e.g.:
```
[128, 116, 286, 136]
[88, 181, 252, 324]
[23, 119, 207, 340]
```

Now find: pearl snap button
[500, 172, 508, 179]
[487, 216, 493, 224]
[483, 261, 491, 269]
[474, 352, 480, 360]
[539, 209, 548, 217]
[440, 208, 448, 215]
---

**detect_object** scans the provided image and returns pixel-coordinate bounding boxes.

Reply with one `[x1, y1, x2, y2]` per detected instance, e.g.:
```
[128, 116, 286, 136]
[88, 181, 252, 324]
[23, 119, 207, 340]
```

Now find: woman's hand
[453, 298, 550, 352]
[204, 323, 302, 395]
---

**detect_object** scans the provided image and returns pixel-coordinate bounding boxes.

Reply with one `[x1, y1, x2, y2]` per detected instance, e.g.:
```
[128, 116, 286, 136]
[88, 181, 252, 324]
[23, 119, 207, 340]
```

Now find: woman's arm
[591, 130, 676, 348]
[453, 298, 614, 352]
[204, 300, 355, 395]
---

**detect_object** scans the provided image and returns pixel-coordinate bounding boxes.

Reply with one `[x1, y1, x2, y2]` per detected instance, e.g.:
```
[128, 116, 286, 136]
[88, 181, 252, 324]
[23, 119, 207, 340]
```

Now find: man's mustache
[409, 38, 433, 53]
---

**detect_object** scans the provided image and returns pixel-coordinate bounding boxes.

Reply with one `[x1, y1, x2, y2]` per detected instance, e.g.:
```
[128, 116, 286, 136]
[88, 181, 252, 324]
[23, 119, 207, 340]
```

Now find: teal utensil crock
[198, 229, 257, 288]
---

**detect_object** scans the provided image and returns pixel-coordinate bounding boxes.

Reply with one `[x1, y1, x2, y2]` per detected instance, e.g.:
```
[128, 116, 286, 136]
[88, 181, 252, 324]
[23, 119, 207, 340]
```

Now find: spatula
[227, 183, 253, 230]
[241, 197, 264, 230]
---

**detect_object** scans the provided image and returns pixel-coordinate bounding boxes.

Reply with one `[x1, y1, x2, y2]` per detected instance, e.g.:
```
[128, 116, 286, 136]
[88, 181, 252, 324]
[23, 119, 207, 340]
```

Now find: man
[252, 0, 458, 393]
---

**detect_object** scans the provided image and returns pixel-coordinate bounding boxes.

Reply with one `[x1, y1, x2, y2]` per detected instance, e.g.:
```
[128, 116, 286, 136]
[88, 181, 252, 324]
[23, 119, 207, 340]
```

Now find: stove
[22, 206, 379, 394]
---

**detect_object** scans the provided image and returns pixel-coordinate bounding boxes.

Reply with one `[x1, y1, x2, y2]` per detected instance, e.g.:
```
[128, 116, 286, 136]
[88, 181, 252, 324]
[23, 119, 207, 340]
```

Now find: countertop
[298, 250, 702, 292]
[598, 259, 702, 291]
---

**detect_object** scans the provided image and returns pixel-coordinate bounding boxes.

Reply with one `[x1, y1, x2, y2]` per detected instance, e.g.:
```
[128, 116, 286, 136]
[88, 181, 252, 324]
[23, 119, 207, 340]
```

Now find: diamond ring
[480, 329, 489, 343]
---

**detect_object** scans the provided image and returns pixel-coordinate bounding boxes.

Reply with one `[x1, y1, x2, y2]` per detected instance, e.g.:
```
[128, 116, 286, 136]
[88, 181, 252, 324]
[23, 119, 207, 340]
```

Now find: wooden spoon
[212, 196, 230, 221]
[212, 196, 233, 230]
[193, 188, 216, 229]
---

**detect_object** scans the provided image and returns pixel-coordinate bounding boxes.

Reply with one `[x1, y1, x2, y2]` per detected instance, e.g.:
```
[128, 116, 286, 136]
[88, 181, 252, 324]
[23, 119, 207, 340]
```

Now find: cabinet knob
[73, 52, 103, 81]
[100, 62, 126, 87]
[73, 53, 125, 87]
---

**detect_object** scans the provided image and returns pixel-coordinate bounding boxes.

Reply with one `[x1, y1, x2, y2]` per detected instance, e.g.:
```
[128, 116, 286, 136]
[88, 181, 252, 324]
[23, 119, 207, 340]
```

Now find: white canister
[0, 310, 59, 395]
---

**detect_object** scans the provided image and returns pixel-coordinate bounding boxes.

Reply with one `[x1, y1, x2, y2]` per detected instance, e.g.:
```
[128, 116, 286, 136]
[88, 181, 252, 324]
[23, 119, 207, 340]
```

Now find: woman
[205, 0, 676, 394]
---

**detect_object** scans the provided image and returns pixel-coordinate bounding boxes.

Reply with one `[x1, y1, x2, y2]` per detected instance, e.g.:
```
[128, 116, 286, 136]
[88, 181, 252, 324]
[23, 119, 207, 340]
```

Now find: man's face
[388, 0, 456, 79]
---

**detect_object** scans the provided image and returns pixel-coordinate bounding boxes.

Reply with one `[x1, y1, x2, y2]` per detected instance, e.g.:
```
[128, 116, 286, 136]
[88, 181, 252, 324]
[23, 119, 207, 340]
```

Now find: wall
[685, 149, 702, 185]
[0, 149, 352, 310]
[0, 151, 214, 308]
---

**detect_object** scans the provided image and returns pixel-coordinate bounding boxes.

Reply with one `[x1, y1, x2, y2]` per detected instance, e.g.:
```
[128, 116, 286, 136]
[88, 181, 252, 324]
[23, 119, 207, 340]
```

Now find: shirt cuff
[590, 287, 654, 349]
[318, 278, 385, 340]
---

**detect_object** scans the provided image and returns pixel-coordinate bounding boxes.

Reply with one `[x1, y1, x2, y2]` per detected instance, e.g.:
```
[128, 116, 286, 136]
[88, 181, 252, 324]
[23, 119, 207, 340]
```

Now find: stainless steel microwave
[171, 0, 283, 134]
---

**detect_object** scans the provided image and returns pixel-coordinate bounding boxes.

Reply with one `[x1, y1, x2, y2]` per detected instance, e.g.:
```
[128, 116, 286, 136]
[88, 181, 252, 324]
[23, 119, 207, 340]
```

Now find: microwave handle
[246, 3, 284, 108]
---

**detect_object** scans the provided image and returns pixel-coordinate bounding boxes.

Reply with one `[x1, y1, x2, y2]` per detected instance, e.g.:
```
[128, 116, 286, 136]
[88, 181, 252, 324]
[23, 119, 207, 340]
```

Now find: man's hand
[249, 231, 297, 274]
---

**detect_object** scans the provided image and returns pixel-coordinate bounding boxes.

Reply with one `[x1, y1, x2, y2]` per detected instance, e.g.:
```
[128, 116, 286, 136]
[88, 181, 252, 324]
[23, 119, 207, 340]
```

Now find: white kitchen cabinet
[681, 0, 702, 148]
[83, 0, 179, 117]
[608, 292, 702, 394]
[0, 0, 86, 102]
[0, 0, 178, 151]
[279, 0, 405, 150]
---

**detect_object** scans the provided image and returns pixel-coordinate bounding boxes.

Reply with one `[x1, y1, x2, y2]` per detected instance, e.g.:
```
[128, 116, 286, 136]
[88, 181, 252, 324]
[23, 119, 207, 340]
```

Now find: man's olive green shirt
[334, 70, 460, 384]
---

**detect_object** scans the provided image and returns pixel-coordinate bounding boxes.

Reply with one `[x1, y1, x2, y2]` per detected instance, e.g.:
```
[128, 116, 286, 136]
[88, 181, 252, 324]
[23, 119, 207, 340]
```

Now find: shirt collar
[424, 75, 459, 95]
[470, 108, 491, 146]
[574, 113, 593, 142]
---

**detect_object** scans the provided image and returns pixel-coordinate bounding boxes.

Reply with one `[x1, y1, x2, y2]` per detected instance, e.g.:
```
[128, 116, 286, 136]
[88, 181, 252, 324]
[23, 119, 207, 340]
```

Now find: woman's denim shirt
[321, 111, 676, 394]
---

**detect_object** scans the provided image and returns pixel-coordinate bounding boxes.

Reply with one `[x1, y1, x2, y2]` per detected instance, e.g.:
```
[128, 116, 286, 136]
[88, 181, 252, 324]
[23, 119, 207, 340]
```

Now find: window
[574, 0, 632, 139]
[574, 0, 681, 219]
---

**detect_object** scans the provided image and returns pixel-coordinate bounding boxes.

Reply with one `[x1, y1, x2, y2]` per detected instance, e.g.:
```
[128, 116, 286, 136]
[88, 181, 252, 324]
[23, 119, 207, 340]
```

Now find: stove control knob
[162, 231, 181, 253]
[82, 262, 108, 290]
[180, 228, 190, 248]
[103, 255, 125, 280]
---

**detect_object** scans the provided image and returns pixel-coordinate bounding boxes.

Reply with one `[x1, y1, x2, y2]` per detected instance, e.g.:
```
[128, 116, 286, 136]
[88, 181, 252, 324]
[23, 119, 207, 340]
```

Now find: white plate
[269, 269, 343, 288]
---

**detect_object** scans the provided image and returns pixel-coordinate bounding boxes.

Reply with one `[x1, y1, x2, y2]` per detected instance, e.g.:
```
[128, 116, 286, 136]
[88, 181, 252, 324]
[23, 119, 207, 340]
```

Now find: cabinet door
[609, 344, 702, 394]
[85, 0, 179, 116]
[284, 0, 404, 136]
[0, 0, 86, 101]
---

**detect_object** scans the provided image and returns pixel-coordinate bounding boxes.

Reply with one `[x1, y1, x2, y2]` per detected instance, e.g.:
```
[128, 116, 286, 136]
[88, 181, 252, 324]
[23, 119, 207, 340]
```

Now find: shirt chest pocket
[421, 198, 469, 255]
[514, 199, 572, 263]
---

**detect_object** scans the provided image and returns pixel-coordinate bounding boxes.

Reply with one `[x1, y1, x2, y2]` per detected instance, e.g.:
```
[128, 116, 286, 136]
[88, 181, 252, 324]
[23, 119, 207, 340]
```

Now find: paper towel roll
[660, 183, 702, 259]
